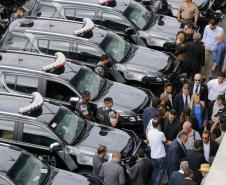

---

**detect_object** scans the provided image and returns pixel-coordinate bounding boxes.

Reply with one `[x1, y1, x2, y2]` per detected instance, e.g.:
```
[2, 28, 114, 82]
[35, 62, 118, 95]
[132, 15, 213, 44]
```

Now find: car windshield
[7, 152, 49, 185]
[100, 32, 132, 63]
[51, 107, 86, 145]
[123, 1, 153, 30]
[70, 67, 106, 100]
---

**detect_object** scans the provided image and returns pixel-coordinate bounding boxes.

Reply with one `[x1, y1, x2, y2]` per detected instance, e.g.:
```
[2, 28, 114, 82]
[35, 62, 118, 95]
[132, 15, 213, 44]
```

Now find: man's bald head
[183, 121, 192, 134]
[216, 32, 224, 42]
[194, 73, 202, 84]
[112, 151, 121, 162]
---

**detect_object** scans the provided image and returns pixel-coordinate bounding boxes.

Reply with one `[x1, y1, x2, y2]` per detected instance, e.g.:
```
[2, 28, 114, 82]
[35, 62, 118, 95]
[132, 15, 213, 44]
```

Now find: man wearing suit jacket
[127, 148, 152, 185]
[202, 130, 219, 163]
[167, 131, 188, 177]
[180, 168, 196, 185]
[187, 140, 206, 184]
[190, 74, 208, 104]
[177, 32, 205, 80]
[173, 84, 191, 117]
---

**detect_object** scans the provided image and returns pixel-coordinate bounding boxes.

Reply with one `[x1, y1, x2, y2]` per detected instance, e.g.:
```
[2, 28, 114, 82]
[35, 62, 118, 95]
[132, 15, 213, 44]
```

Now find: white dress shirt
[182, 94, 190, 105]
[147, 128, 166, 159]
[203, 141, 210, 162]
[193, 84, 201, 94]
[207, 79, 226, 101]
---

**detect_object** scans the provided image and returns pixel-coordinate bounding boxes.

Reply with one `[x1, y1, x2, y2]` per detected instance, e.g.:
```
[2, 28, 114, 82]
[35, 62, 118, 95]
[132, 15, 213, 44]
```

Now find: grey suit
[100, 161, 126, 185]
[128, 158, 152, 185]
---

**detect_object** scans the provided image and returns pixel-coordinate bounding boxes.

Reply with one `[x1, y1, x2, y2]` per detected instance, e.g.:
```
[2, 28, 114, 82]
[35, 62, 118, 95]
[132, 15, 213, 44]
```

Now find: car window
[65, 8, 95, 21]
[22, 124, 57, 147]
[76, 43, 102, 64]
[0, 120, 15, 140]
[38, 39, 48, 54]
[37, 5, 57, 17]
[46, 80, 78, 102]
[5, 36, 28, 51]
[5, 75, 39, 94]
[102, 12, 130, 32]
[38, 39, 71, 58]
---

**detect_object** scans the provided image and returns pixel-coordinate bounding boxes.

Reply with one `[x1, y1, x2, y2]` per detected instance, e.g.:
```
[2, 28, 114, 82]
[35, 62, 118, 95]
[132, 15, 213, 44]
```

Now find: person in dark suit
[177, 32, 205, 80]
[202, 130, 219, 163]
[127, 148, 152, 185]
[187, 140, 206, 184]
[167, 131, 188, 177]
[190, 74, 208, 104]
[180, 168, 196, 185]
[173, 83, 191, 117]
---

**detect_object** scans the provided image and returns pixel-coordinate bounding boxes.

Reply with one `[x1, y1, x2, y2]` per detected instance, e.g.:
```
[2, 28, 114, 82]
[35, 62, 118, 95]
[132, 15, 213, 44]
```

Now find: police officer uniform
[76, 100, 96, 121]
[97, 106, 118, 127]
[177, 1, 199, 24]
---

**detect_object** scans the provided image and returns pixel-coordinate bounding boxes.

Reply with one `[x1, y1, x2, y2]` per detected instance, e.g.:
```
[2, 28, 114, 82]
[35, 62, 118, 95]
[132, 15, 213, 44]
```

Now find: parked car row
[0, 0, 224, 184]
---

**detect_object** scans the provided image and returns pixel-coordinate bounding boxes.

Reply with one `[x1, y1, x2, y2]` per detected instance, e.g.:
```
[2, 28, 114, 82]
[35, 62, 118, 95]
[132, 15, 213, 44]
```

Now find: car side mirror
[125, 28, 134, 35]
[49, 142, 61, 152]
[70, 97, 80, 105]
[37, 12, 41, 17]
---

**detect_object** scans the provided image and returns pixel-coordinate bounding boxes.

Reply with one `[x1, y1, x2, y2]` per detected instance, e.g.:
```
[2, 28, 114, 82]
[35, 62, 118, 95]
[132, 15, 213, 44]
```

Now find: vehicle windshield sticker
[40, 169, 48, 174]
[51, 122, 57, 128]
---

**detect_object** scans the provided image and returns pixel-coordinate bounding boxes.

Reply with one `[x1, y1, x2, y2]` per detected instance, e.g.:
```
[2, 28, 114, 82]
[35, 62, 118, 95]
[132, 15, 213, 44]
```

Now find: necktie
[195, 85, 199, 93]
[185, 96, 188, 106]
[182, 143, 187, 154]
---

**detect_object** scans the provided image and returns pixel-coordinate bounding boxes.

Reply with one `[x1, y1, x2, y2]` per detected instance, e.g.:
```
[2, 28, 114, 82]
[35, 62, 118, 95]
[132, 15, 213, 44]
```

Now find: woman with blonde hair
[189, 93, 208, 134]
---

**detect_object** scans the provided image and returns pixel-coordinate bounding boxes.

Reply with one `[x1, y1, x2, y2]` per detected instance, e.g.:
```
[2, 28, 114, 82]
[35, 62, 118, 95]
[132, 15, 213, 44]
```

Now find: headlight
[143, 75, 167, 83]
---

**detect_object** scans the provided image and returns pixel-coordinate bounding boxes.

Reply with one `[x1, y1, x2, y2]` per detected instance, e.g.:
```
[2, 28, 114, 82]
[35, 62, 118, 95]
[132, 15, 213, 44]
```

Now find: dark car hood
[78, 125, 130, 154]
[51, 169, 90, 185]
[168, 0, 206, 9]
[139, 15, 181, 41]
[125, 46, 170, 74]
[94, 82, 148, 114]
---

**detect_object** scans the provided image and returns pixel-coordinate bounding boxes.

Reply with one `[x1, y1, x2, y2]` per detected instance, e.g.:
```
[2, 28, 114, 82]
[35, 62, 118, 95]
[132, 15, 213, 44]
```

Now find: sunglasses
[202, 137, 209, 139]
[194, 79, 201, 81]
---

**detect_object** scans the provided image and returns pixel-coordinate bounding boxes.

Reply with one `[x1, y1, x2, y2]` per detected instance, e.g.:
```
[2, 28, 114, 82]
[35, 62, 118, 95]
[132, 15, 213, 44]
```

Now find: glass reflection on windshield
[51, 107, 86, 145]
[7, 152, 49, 185]
[70, 67, 106, 100]
[100, 32, 131, 63]
[123, 1, 152, 30]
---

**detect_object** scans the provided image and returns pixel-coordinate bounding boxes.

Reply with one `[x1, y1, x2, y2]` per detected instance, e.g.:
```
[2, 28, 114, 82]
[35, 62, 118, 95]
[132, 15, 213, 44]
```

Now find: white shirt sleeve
[161, 132, 166, 142]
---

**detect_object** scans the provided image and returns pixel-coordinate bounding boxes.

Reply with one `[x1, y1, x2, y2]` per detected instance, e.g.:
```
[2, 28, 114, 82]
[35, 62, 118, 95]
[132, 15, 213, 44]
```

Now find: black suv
[27, 0, 182, 50]
[0, 92, 143, 172]
[0, 143, 103, 185]
[0, 50, 152, 126]
[1, 17, 181, 90]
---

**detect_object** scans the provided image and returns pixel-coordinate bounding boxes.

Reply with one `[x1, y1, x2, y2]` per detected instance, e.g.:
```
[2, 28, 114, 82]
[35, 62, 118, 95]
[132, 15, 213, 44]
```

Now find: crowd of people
[87, 2, 226, 185]
[0, 0, 226, 185]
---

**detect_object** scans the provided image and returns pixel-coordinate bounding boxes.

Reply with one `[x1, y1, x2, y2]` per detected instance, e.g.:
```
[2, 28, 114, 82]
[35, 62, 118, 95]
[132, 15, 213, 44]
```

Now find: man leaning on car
[177, 0, 199, 25]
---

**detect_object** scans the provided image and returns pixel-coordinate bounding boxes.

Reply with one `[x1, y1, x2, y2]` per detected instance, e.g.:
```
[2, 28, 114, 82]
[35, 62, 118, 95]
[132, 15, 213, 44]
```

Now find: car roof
[0, 143, 22, 174]
[9, 17, 108, 45]
[37, 0, 131, 12]
[0, 92, 60, 125]
[0, 51, 81, 82]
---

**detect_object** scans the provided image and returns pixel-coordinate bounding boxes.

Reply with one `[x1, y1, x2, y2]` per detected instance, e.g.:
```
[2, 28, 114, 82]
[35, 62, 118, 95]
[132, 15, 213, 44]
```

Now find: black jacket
[210, 140, 219, 157]
[128, 158, 152, 185]
[180, 178, 196, 185]
[173, 93, 191, 117]
[189, 82, 208, 104]
[187, 149, 205, 184]
[178, 42, 205, 70]
[167, 139, 187, 176]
